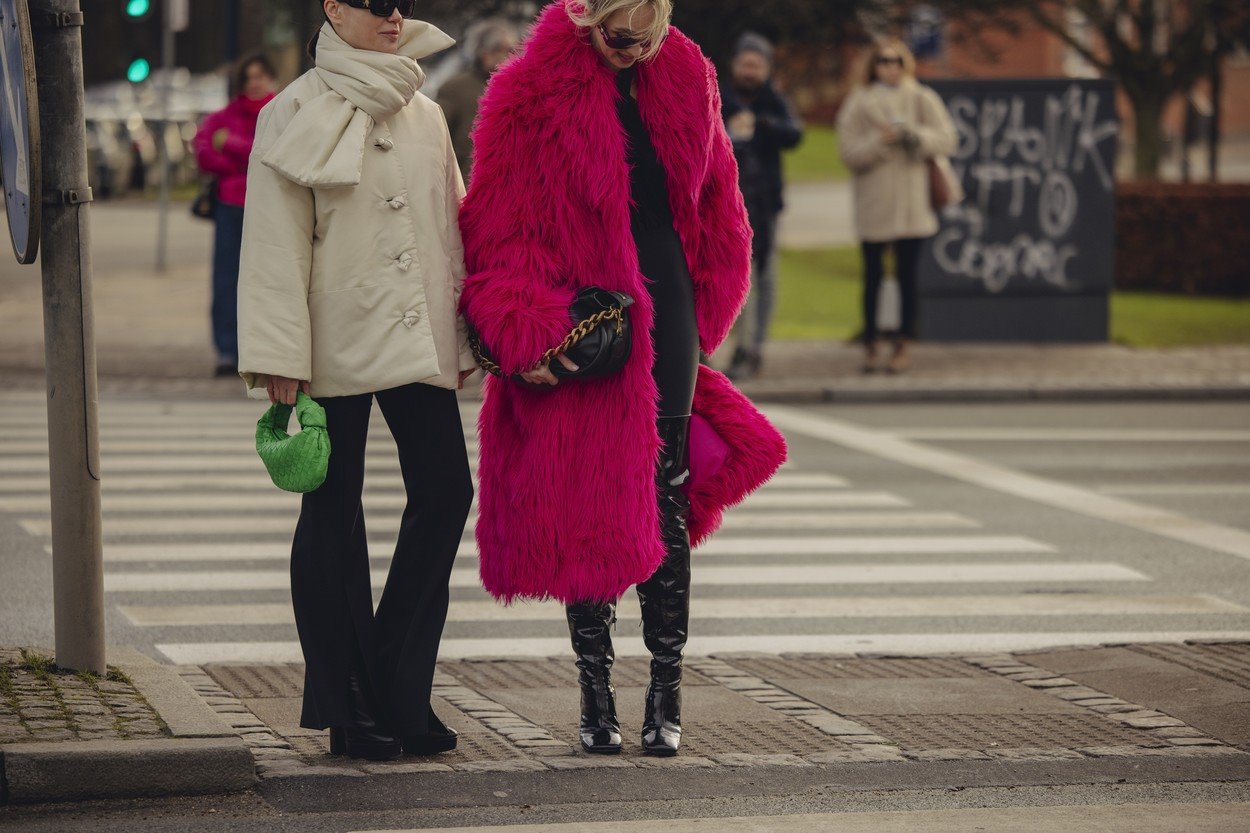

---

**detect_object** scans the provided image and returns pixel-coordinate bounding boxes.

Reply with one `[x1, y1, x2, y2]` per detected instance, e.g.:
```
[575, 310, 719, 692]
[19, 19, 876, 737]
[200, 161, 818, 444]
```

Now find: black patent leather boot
[328, 670, 402, 761]
[566, 600, 623, 754]
[637, 415, 692, 757]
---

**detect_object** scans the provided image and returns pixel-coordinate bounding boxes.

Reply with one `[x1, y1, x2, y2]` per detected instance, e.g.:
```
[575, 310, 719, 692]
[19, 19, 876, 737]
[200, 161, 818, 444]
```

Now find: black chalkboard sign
[918, 79, 1119, 341]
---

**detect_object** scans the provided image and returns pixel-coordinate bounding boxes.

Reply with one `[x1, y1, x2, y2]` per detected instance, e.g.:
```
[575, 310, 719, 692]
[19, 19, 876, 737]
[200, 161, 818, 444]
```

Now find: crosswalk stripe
[93, 534, 1044, 563]
[118, 593, 1247, 627]
[2, 490, 889, 515]
[0, 438, 481, 454]
[154, 629, 1250, 664]
[0, 454, 479, 474]
[1098, 483, 1250, 497]
[101, 562, 1147, 593]
[24, 504, 931, 537]
[893, 428, 1250, 442]
[0, 470, 847, 497]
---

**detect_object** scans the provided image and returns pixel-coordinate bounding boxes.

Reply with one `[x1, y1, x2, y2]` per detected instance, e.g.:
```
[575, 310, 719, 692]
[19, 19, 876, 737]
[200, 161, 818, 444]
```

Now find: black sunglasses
[876, 55, 904, 66]
[339, 0, 418, 18]
[598, 23, 650, 50]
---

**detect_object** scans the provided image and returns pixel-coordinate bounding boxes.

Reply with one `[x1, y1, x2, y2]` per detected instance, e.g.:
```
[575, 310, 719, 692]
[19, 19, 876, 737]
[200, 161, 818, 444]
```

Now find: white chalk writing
[939, 85, 1117, 294]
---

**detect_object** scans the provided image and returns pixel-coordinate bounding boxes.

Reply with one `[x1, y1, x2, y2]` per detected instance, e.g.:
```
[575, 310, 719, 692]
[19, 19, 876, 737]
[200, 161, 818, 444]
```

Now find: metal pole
[155, 0, 173, 272]
[30, 0, 105, 674]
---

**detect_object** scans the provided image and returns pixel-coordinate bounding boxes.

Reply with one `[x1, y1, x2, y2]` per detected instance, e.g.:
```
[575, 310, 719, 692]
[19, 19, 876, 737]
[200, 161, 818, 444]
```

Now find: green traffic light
[125, 0, 151, 17]
[126, 58, 151, 83]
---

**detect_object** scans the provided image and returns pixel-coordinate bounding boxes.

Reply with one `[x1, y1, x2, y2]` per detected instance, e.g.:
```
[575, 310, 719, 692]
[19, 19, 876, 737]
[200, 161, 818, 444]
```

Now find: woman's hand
[457, 368, 477, 390]
[880, 124, 901, 145]
[519, 353, 579, 386]
[212, 128, 229, 152]
[267, 375, 310, 406]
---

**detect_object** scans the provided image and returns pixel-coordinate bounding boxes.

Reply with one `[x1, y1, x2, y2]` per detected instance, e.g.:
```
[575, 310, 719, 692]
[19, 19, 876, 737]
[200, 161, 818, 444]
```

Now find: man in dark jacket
[437, 20, 517, 186]
[722, 32, 803, 381]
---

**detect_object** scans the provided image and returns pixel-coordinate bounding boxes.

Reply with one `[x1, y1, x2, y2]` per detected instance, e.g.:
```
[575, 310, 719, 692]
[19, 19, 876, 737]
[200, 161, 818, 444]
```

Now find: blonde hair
[861, 37, 916, 87]
[567, 0, 672, 62]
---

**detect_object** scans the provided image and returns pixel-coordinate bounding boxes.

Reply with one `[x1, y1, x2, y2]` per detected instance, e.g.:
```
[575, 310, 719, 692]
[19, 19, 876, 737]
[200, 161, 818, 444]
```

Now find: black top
[616, 67, 674, 232]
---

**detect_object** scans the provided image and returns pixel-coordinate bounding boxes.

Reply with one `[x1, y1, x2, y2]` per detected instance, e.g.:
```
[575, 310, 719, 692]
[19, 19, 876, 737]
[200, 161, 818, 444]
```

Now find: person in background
[436, 19, 518, 185]
[722, 31, 803, 382]
[194, 53, 278, 378]
[837, 37, 955, 374]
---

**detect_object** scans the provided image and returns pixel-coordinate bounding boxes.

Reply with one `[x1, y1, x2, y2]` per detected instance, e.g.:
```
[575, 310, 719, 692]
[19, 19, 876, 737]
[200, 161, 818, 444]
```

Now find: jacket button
[396, 253, 413, 271]
[402, 310, 420, 328]
[374, 137, 395, 151]
[386, 195, 407, 210]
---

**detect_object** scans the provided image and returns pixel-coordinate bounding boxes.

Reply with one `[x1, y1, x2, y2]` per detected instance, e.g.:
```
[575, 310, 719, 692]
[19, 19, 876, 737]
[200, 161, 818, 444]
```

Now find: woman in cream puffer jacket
[237, 2, 476, 763]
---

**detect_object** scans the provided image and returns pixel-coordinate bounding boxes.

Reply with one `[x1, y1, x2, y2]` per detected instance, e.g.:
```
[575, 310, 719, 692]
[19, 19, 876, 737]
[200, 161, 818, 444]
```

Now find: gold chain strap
[470, 306, 624, 378]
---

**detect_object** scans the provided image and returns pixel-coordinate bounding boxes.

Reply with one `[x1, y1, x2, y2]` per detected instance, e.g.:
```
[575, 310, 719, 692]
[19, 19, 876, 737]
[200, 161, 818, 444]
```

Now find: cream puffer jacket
[838, 79, 957, 244]
[237, 21, 476, 399]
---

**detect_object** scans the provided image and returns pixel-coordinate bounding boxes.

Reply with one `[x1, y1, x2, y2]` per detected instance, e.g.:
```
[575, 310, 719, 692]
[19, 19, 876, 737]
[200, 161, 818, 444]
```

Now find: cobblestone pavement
[182, 644, 1249, 781]
[0, 648, 169, 744]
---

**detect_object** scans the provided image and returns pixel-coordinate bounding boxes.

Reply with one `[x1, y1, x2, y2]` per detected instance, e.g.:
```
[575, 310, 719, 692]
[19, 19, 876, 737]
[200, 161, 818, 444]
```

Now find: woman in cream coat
[237, 0, 477, 761]
[838, 37, 956, 373]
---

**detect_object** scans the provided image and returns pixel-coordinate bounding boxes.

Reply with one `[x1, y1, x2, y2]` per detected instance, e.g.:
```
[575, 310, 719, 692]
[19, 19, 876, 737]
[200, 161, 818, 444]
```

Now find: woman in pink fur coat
[460, 0, 786, 757]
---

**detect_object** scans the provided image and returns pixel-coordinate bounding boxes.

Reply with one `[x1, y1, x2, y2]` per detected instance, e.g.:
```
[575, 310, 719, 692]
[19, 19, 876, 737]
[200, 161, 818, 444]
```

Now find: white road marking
[102, 562, 1147, 593]
[1097, 483, 1250, 497]
[892, 428, 1250, 442]
[767, 406, 1250, 564]
[120, 593, 1246, 627]
[156, 630, 1250, 664]
[98, 533, 1045, 562]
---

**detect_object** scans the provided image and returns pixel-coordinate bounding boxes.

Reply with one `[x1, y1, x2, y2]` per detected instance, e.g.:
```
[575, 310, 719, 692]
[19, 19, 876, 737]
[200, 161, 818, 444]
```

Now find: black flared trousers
[290, 382, 472, 734]
[861, 236, 925, 345]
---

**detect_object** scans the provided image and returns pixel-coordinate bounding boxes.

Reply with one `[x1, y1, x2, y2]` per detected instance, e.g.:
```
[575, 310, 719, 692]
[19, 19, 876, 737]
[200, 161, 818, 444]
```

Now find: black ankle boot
[329, 671, 402, 761]
[400, 707, 458, 756]
[566, 600, 622, 754]
[638, 416, 692, 756]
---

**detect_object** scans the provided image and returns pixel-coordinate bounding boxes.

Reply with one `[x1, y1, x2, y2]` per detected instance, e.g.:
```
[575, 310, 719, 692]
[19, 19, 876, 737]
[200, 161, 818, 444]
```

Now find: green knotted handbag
[255, 392, 331, 493]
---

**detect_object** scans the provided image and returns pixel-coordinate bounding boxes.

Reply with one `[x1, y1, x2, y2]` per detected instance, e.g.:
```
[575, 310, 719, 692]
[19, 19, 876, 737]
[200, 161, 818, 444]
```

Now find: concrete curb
[0, 658, 256, 805]
[0, 737, 254, 804]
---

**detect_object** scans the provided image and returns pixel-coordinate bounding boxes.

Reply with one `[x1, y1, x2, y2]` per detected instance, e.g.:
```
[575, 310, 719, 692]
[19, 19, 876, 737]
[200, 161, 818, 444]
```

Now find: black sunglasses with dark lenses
[598, 23, 649, 50]
[876, 55, 904, 66]
[339, 0, 418, 18]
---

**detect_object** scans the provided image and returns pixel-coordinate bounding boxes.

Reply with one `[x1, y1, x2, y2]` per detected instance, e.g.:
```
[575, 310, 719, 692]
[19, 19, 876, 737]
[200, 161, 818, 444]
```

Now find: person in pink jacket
[461, 0, 786, 758]
[194, 54, 278, 377]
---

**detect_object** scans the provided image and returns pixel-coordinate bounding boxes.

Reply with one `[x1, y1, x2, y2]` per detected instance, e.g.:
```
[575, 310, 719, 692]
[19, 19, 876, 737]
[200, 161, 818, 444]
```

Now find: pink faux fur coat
[460, 1, 787, 604]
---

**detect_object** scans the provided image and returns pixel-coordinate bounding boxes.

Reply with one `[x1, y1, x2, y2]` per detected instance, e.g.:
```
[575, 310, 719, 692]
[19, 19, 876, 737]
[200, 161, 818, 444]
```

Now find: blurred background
[1, 0, 1247, 384]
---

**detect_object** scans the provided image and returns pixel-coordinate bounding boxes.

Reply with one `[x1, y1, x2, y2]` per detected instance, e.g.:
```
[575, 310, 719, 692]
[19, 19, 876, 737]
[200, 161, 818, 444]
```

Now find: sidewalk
[3, 642, 1247, 806]
[181, 642, 1248, 799]
[0, 647, 253, 804]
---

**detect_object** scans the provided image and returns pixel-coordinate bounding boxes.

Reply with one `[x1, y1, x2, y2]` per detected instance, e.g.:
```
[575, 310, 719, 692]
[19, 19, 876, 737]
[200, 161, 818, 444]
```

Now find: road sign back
[0, 0, 40, 264]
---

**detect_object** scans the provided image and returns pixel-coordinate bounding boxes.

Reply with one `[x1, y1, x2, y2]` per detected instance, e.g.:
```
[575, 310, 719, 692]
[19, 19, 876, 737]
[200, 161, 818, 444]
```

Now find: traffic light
[124, 0, 155, 84]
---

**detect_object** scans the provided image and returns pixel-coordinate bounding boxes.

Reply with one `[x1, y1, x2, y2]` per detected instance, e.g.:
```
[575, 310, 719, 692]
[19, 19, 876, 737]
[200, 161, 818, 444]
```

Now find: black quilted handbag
[469, 286, 634, 384]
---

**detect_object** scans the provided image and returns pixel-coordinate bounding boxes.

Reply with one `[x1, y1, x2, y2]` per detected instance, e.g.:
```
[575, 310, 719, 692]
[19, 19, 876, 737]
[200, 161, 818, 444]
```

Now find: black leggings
[638, 224, 698, 418]
[290, 382, 472, 734]
[861, 237, 924, 345]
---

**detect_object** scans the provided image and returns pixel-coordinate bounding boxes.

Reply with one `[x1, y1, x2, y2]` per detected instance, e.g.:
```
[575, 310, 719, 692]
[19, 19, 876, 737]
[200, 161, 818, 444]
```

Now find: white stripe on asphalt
[892, 428, 1250, 442]
[767, 406, 1250, 564]
[102, 562, 1147, 593]
[119, 593, 1247, 627]
[155, 630, 1250, 664]
[0, 454, 478, 473]
[24, 503, 927, 537]
[3, 489, 886, 516]
[0, 438, 482, 454]
[0, 470, 848, 497]
[97, 533, 1035, 562]
[1097, 483, 1250, 497]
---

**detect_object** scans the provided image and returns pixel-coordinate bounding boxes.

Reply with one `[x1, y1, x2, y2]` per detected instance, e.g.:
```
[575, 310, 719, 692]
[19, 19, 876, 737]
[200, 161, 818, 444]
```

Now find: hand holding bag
[469, 286, 635, 384]
[255, 392, 331, 493]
